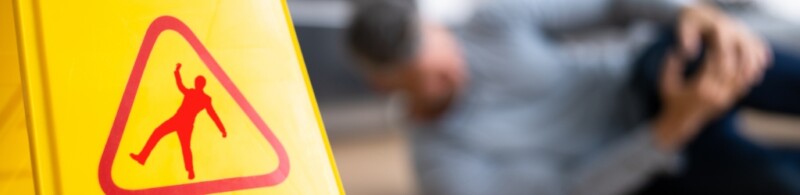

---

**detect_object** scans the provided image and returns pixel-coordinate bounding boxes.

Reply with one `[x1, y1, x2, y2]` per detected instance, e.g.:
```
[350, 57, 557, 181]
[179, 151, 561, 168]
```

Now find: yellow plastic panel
[0, 0, 34, 194]
[14, 0, 343, 194]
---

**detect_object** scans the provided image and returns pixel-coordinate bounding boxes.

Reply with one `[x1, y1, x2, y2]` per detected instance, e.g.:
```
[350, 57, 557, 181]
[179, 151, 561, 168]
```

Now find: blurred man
[346, 0, 777, 194]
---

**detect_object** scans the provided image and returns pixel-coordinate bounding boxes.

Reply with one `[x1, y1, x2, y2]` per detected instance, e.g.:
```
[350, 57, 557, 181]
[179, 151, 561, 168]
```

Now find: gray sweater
[412, 0, 691, 194]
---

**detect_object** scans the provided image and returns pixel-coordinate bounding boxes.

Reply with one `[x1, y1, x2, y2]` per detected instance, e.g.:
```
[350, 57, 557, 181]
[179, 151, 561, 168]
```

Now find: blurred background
[286, 0, 800, 194]
[6, 0, 800, 194]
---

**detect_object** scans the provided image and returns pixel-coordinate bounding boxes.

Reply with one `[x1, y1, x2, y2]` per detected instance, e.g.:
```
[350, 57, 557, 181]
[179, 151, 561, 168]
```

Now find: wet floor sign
[12, 0, 343, 194]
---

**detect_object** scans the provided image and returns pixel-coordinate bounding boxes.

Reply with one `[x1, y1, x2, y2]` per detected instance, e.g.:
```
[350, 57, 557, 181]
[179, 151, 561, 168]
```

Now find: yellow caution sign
[13, 0, 343, 194]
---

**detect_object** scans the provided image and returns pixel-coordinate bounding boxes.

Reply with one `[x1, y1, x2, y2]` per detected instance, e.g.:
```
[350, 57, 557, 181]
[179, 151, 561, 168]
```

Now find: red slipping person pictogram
[130, 63, 227, 180]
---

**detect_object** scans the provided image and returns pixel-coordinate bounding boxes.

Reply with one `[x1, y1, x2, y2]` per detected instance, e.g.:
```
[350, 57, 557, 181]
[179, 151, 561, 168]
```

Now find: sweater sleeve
[567, 123, 682, 195]
[468, 0, 694, 33]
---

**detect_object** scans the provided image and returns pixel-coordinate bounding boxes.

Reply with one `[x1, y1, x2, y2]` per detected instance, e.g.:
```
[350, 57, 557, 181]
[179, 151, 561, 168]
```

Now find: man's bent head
[346, 0, 467, 121]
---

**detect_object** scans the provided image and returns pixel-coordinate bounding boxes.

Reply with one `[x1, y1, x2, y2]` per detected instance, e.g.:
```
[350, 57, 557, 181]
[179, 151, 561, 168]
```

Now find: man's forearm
[653, 104, 706, 152]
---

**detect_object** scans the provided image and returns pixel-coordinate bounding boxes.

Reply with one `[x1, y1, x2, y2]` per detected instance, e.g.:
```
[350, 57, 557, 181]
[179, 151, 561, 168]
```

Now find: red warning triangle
[98, 15, 290, 194]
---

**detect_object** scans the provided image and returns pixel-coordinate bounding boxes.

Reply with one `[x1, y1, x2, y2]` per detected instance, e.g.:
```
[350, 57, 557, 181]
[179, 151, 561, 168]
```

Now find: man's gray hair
[346, 0, 419, 70]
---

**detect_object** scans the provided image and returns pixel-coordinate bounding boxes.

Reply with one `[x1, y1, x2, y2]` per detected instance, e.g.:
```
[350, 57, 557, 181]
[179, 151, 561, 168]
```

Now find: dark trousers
[633, 29, 800, 194]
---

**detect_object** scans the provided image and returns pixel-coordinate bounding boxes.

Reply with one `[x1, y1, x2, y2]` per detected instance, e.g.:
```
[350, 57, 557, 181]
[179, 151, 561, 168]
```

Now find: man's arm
[476, 0, 767, 69]
[175, 63, 188, 94]
[471, 0, 692, 34]
[616, 0, 694, 24]
[567, 29, 767, 194]
[206, 103, 227, 138]
[567, 124, 680, 195]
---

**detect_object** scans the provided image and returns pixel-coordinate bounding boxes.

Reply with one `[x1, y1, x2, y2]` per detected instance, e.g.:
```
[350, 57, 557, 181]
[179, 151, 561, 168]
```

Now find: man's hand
[677, 4, 770, 84]
[222, 131, 227, 138]
[652, 4, 770, 152]
[176, 63, 182, 72]
[405, 23, 467, 122]
[654, 49, 762, 151]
